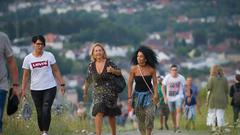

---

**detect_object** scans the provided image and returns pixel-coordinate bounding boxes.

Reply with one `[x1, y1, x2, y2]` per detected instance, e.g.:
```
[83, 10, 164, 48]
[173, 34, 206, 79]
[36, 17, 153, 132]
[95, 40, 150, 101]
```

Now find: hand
[107, 66, 114, 73]
[152, 94, 159, 105]
[128, 98, 132, 111]
[128, 98, 131, 106]
[164, 96, 168, 104]
[21, 89, 26, 100]
[12, 86, 20, 98]
[60, 86, 65, 96]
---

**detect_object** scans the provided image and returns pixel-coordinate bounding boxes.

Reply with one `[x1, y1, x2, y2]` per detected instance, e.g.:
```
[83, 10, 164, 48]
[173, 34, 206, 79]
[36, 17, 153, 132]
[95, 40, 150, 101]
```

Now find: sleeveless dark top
[134, 75, 153, 92]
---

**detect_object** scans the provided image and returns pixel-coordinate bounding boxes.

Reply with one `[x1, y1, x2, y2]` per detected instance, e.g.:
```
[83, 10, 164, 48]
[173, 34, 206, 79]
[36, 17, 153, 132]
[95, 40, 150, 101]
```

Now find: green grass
[3, 89, 240, 135]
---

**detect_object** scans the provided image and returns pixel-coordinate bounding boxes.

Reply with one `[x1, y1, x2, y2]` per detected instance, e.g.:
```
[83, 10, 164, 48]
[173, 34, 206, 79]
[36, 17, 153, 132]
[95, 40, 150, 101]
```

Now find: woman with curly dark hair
[128, 46, 158, 135]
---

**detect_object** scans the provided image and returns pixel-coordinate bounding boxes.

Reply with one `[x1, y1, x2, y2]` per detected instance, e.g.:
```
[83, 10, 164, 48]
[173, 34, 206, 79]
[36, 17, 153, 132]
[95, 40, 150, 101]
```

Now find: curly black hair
[131, 46, 158, 68]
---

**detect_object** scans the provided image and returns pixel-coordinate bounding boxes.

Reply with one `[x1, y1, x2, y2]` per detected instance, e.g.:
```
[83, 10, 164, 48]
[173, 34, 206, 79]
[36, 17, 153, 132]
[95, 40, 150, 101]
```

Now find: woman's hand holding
[152, 94, 159, 105]
[107, 66, 114, 73]
[60, 86, 65, 96]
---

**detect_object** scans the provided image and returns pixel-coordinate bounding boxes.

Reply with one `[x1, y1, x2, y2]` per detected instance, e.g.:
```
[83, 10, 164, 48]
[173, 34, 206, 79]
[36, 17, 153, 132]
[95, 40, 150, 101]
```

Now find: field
[3, 90, 240, 135]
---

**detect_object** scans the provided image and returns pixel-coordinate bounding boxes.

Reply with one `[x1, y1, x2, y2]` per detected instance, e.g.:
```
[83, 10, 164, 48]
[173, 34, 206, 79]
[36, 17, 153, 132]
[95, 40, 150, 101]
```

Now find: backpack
[233, 85, 240, 106]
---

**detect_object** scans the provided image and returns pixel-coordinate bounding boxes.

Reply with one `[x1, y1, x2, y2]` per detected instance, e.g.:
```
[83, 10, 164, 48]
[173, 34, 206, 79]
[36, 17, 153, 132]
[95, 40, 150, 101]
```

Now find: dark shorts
[159, 104, 170, 116]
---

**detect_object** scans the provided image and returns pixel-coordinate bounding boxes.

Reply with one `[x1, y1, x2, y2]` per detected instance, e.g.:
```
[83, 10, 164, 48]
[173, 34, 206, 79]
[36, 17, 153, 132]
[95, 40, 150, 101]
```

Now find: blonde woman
[206, 65, 228, 132]
[83, 43, 122, 135]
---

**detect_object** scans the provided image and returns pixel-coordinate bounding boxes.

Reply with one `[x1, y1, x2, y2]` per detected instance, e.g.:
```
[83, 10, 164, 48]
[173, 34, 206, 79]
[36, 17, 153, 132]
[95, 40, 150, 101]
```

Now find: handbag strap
[137, 65, 153, 95]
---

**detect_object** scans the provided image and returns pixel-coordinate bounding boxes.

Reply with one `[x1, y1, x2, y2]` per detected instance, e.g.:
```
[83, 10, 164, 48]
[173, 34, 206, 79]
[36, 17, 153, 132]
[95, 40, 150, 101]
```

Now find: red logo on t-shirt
[31, 61, 48, 68]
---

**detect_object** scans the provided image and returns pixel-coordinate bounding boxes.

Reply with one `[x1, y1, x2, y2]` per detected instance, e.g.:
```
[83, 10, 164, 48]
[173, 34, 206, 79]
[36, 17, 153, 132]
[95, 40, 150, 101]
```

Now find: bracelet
[128, 96, 132, 99]
[60, 84, 65, 87]
[13, 84, 19, 87]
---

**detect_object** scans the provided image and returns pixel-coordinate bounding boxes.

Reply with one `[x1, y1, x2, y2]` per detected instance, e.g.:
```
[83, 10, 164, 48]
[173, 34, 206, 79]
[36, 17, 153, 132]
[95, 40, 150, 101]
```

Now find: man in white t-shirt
[162, 64, 185, 133]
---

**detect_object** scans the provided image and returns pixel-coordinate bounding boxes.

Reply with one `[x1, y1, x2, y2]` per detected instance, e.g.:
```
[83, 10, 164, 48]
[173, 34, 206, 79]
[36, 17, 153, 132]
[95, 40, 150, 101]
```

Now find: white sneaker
[42, 132, 48, 135]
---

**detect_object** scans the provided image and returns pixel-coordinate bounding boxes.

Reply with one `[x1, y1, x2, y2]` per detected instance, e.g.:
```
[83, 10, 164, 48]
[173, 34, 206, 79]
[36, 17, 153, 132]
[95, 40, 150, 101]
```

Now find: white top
[162, 74, 185, 102]
[22, 51, 57, 90]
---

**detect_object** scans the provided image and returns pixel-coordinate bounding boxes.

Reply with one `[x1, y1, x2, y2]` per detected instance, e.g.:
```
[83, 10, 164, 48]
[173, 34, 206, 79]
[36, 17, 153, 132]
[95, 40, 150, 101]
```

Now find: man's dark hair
[170, 64, 178, 69]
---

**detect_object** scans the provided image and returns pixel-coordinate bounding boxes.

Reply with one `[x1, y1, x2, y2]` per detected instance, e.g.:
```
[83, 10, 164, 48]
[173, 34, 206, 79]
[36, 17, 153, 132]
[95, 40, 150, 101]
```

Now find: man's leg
[0, 90, 7, 134]
[176, 98, 183, 133]
[168, 101, 176, 131]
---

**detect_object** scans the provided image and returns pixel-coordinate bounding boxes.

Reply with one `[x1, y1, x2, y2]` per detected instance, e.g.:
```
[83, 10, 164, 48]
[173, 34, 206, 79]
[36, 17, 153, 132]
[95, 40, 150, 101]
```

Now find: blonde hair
[210, 64, 224, 77]
[90, 43, 107, 61]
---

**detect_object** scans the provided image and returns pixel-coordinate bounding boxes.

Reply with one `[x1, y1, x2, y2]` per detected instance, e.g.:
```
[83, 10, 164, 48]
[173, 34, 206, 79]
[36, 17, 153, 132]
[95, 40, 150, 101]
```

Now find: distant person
[183, 85, 197, 130]
[184, 76, 201, 130]
[185, 76, 199, 100]
[116, 103, 128, 127]
[128, 46, 158, 135]
[162, 64, 185, 133]
[83, 43, 122, 135]
[230, 74, 240, 126]
[206, 65, 228, 133]
[157, 76, 169, 130]
[0, 32, 19, 135]
[76, 102, 87, 120]
[21, 35, 65, 135]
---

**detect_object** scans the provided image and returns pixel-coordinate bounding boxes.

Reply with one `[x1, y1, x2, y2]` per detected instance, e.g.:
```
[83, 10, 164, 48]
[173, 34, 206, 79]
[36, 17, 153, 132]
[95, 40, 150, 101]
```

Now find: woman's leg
[41, 87, 56, 132]
[146, 128, 152, 135]
[216, 109, 225, 127]
[95, 112, 104, 135]
[108, 116, 116, 135]
[31, 90, 44, 132]
[135, 107, 146, 135]
[145, 105, 155, 135]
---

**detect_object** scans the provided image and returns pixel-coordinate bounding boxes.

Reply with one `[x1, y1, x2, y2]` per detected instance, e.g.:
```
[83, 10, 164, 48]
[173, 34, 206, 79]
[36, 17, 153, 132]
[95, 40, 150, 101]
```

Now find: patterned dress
[85, 59, 121, 116]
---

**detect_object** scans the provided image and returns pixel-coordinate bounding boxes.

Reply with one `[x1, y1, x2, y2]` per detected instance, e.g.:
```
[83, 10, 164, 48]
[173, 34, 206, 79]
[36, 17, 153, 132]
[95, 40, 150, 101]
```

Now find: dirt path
[106, 130, 210, 135]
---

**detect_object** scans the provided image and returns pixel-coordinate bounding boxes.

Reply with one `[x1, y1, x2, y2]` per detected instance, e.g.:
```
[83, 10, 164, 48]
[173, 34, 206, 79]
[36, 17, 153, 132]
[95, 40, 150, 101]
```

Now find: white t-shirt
[162, 74, 185, 102]
[22, 51, 57, 90]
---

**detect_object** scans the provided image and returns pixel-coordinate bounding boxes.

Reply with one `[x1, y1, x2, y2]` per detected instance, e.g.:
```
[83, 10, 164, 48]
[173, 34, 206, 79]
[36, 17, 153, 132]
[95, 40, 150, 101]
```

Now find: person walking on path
[229, 73, 240, 126]
[157, 76, 169, 130]
[83, 43, 122, 135]
[0, 32, 19, 135]
[128, 46, 158, 135]
[184, 76, 201, 130]
[21, 35, 65, 135]
[206, 65, 228, 133]
[161, 64, 185, 133]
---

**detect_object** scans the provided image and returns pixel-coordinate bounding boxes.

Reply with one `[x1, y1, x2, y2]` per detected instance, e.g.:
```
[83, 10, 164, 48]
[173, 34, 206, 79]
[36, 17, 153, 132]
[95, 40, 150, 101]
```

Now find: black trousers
[31, 87, 56, 131]
[233, 106, 240, 123]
